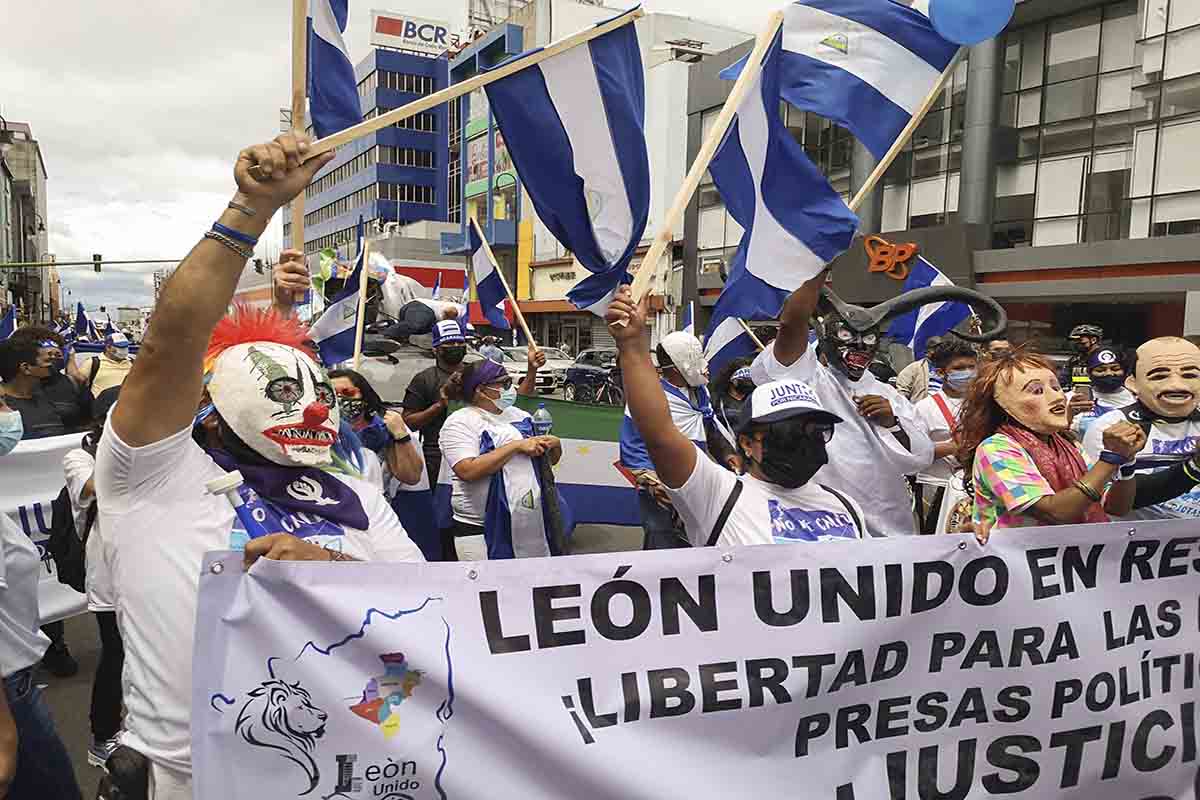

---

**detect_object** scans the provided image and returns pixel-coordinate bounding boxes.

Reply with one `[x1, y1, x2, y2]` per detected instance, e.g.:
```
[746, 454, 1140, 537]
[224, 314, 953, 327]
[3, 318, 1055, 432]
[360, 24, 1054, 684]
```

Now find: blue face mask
[945, 369, 976, 390]
[493, 385, 518, 411]
[0, 411, 24, 456]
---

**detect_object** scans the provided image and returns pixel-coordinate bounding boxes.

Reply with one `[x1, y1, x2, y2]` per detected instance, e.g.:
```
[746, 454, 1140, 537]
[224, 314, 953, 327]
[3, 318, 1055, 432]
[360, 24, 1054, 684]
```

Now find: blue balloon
[929, 0, 1015, 46]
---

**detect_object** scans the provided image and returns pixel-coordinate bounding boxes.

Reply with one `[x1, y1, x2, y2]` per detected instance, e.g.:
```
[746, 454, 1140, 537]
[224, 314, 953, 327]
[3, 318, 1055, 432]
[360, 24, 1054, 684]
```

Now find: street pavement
[42, 523, 645, 797]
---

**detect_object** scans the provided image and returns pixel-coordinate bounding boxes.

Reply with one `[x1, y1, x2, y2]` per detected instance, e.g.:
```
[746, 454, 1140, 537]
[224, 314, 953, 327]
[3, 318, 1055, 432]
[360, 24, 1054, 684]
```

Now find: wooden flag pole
[300, 8, 644, 162]
[289, 0, 308, 302]
[848, 48, 964, 213]
[627, 11, 785, 309]
[469, 217, 538, 350]
[352, 237, 371, 370]
[738, 319, 766, 351]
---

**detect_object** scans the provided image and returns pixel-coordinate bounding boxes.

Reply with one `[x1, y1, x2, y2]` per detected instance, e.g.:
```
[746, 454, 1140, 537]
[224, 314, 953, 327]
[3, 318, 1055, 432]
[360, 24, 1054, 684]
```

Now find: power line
[0, 259, 182, 269]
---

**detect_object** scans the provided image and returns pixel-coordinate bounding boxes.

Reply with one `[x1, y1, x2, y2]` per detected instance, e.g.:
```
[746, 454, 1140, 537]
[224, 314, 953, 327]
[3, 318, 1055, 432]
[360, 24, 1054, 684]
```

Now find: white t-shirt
[95, 419, 424, 774]
[0, 514, 51, 677]
[914, 392, 963, 483]
[1083, 407, 1200, 520]
[669, 449, 870, 546]
[751, 344, 934, 535]
[1070, 387, 1135, 438]
[64, 448, 114, 612]
[440, 406, 531, 527]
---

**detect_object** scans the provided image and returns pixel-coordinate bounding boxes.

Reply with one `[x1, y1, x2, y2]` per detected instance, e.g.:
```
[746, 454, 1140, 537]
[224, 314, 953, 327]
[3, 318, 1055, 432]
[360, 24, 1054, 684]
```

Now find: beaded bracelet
[203, 230, 253, 260]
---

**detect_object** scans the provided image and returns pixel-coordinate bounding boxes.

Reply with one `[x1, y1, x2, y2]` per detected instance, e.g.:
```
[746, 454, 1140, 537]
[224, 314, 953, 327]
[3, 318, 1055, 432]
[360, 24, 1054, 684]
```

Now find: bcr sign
[370, 10, 459, 55]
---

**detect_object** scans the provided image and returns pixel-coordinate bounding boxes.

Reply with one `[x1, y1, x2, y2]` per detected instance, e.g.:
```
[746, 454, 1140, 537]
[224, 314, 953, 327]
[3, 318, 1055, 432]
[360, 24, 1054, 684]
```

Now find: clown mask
[208, 342, 340, 467]
[1128, 337, 1200, 419]
[995, 365, 1068, 434]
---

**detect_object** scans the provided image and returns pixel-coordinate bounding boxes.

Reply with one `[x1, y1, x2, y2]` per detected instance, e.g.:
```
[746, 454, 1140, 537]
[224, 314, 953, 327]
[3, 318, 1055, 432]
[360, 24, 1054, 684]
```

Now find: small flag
[431, 272, 442, 300]
[88, 318, 101, 341]
[309, 217, 366, 366]
[705, 27, 858, 351]
[308, 0, 364, 138]
[0, 306, 15, 340]
[681, 301, 695, 337]
[484, 9, 649, 316]
[703, 317, 758, 381]
[468, 222, 511, 330]
[885, 257, 971, 359]
[763, 0, 959, 160]
[104, 315, 116, 337]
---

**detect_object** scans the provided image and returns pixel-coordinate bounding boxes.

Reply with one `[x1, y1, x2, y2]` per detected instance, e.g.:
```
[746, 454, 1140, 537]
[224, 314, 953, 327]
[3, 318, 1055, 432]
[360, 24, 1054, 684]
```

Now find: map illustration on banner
[193, 523, 1200, 799]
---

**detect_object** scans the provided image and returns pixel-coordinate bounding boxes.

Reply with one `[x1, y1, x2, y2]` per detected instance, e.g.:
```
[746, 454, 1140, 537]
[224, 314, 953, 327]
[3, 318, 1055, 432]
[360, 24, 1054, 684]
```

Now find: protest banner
[2, 433, 88, 623]
[193, 520, 1200, 799]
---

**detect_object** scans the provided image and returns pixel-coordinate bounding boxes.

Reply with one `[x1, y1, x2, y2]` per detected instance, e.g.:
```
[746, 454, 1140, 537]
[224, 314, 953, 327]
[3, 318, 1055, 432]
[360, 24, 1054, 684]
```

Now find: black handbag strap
[706, 480, 744, 547]
[819, 484, 867, 538]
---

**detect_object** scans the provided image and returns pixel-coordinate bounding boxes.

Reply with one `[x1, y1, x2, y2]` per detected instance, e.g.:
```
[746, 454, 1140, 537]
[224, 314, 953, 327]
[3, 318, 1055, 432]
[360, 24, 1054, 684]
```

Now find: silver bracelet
[204, 230, 253, 260]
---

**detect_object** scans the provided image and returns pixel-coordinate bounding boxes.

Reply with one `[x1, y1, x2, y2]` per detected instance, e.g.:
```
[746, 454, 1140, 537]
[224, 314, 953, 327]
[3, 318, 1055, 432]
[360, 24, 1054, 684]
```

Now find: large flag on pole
[680, 301, 695, 336]
[0, 306, 15, 340]
[308, 0, 363, 138]
[483, 9, 649, 316]
[703, 317, 759, 379]
[769, 0, 959, 160]
[704, 28, 858, 365]
[885, 256, 972, 358]
[74, 303, 89, 338]
[309, 218, 366, 366]
[468, 223, 511, 330]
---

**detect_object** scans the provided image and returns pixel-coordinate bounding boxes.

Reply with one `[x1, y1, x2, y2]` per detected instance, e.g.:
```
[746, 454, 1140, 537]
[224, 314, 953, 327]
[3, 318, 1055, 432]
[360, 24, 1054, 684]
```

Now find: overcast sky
[2, 0, 783, 311]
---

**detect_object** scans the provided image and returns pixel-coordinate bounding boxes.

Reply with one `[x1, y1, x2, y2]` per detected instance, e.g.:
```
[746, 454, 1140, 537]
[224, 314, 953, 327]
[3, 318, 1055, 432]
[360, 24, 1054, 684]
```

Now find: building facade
[685, 0, 1200, 351]
[284, 49, 450, 255]
[1, 122, 50, 323]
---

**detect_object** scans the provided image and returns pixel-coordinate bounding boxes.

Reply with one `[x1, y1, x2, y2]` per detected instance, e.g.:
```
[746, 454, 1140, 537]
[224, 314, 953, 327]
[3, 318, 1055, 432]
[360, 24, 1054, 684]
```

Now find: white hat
[743, 380, 842, 431]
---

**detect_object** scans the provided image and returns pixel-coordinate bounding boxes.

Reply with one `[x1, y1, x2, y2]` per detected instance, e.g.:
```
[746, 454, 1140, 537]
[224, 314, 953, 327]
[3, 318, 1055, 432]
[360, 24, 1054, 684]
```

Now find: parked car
[563, 349, 620, 404]
[494, 347, 559, 394]
[502, 346, 571, 394]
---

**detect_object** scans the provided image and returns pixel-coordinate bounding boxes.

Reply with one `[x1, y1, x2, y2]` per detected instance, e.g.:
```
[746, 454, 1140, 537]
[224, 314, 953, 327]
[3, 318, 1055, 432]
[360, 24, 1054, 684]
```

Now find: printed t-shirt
[95, 418, 423, 775]
[440, 406, 532, 527]
[668, 449, 870, 547]
[0, 514, 51, 677]
[750, 343, 934, 535]
[972, 432, 1092, 529]
[1083, 408, 1200, 520]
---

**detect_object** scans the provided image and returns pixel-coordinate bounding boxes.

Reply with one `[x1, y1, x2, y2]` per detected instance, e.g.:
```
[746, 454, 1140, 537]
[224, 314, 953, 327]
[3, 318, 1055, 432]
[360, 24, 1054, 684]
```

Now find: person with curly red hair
[92, 134, 425, 800]
[957, 347, 1147, 539]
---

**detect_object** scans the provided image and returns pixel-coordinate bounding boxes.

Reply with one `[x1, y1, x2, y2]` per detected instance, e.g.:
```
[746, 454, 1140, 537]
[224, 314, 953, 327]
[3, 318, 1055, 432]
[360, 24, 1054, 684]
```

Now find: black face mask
[1092, 375, 1126, 394]
[339, 397, 367, 422]
[440, 346, 466, 366]
[749, 418, 830, 489]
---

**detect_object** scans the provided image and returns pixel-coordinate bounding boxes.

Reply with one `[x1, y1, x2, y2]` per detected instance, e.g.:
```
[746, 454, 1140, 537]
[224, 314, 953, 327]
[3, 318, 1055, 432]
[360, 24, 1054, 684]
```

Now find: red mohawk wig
[204, 306, 316, 374]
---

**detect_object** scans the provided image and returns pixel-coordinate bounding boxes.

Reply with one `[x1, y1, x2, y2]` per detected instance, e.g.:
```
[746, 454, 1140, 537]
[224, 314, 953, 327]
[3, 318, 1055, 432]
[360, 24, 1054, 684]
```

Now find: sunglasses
[488, 378, 514, 391]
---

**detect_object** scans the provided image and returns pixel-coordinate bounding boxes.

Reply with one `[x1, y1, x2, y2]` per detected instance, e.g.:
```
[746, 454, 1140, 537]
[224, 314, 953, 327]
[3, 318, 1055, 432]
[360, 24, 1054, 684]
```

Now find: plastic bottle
[532, 403, 554, 436]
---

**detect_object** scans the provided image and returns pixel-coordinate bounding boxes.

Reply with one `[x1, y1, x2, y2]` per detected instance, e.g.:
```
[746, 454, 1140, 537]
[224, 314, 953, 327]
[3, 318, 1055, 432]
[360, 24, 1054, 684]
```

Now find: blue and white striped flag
[431, 272, 442, 300]
[772, 0, 959, 160]
[704, 317, 759, 380]
[680, 301, 695, 336]
[468, 223, 511, 330]
[484, 9, 649, 316]
[310, 218, 366, 366]
[704, 27, 859, 371]
[885, 256, 971, 359]
[74, 302, 89, 338]
[103, 316, 116, 337]
[308, 0, 363, 138]
[87, 318, 101, 341]
[0, 306, 15, 340]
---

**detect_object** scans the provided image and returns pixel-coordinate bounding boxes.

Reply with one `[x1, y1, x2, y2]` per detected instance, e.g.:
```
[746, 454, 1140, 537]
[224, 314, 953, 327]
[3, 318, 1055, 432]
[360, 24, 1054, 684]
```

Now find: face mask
[1092, 375, 1126, 394]
[339, 397, 367, 422]
[750, 418, 830, 490]
[945, 369, 976, 390]
[208, 342, 340, 467]
[820, 319, 879, 381]
[0, 411, 23, 456]
[440, 346, 466, 366]
[111, 347, 130, 362]
[492, 385, 518, 411]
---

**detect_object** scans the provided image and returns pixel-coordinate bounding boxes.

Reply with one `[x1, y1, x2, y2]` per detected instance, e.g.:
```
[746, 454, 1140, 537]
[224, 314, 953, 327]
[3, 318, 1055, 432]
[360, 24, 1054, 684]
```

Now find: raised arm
[518, 345, 546, 397]
[111, 136, 333, 447]
[605, 288, 696, 489]
[771, 269, 828, 368]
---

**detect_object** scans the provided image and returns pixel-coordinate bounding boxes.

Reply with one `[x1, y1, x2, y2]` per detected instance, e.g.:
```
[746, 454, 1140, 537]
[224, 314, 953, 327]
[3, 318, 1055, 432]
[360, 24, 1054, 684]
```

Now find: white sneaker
[88, 736, 120, 769]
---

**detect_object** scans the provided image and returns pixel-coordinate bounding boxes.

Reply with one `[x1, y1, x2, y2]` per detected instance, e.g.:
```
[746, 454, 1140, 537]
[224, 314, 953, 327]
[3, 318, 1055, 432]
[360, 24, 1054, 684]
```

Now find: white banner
[2, 433, 87, 623]
[193, 521, 1200, 799]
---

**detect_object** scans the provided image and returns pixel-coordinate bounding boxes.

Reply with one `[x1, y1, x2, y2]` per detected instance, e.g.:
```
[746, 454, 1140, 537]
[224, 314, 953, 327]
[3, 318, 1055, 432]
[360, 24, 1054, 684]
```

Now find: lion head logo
[234, 679, 328, 796]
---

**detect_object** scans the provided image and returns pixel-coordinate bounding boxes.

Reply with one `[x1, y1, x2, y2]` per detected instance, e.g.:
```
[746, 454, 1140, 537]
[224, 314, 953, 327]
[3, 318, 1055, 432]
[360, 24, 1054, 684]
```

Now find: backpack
[46, 486, 96, 594]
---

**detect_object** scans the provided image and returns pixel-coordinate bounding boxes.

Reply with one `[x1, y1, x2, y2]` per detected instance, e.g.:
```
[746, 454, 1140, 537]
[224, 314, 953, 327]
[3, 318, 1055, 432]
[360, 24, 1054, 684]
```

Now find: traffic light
[93, 254, 102, 273]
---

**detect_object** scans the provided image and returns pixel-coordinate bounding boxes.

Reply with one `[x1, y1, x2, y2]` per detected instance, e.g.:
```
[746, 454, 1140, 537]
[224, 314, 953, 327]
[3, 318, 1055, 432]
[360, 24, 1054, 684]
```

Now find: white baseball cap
[742, 380, 842, 431]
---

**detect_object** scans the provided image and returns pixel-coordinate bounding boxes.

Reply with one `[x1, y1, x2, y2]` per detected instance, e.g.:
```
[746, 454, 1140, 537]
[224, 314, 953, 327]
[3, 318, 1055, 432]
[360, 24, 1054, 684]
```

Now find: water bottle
[532, 403, 553, 436]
